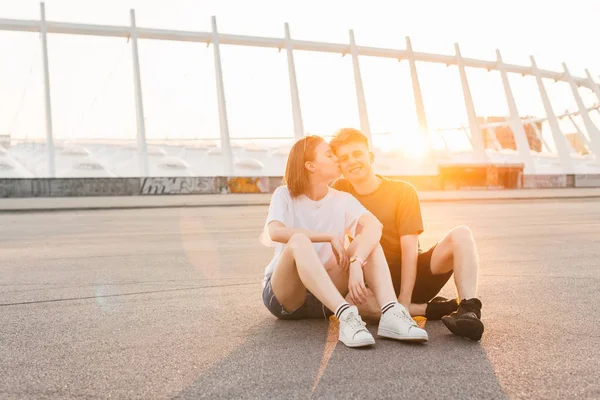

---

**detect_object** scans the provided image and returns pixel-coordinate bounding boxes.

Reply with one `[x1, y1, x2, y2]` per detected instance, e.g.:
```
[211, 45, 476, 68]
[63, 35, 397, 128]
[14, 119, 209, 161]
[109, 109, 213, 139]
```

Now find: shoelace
[393, 308, 418, 327]
[344, 312, 367, 331]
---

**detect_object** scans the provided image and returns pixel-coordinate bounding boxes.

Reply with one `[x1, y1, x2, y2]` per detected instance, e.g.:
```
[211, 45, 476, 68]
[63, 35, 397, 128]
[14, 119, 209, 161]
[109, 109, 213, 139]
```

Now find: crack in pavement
[0, 281, 257, 307]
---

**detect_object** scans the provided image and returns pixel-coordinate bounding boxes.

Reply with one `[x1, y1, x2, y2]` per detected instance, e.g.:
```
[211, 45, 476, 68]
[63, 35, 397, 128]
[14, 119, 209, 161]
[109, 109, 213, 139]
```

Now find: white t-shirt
[260, 185, 368, 287]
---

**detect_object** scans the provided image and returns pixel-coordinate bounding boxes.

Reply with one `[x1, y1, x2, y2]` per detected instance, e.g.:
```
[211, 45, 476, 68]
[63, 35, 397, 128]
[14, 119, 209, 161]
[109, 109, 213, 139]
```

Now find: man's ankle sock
[425, 297, 459, 320]
[334, 302, 351, 320]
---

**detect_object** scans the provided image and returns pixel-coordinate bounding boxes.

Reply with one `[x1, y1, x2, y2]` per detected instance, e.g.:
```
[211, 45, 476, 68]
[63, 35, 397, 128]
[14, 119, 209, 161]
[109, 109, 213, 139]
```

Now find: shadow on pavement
[174, 315, 506, 399]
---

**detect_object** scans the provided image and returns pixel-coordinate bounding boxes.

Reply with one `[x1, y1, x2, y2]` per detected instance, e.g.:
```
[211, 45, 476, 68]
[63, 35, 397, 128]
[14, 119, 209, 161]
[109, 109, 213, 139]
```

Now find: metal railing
[2, 2, 600, 176]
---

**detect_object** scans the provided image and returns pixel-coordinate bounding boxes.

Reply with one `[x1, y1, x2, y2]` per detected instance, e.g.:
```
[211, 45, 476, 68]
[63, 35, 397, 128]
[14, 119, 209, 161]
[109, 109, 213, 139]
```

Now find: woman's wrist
[349, 255, 367, 268]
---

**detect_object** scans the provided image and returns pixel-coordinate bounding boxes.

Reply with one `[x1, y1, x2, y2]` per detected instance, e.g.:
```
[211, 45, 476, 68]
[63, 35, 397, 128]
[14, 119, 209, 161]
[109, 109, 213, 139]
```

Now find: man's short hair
[329, 128, 370, 153]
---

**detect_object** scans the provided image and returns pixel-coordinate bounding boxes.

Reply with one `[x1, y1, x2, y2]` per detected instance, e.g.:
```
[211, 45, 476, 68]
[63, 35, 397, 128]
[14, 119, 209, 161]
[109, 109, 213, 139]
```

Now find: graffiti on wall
[0, 179, 31, 198]
[226, 177, 271, 193]
[140, 177, 216, 195]
[45, 179, 140, 197]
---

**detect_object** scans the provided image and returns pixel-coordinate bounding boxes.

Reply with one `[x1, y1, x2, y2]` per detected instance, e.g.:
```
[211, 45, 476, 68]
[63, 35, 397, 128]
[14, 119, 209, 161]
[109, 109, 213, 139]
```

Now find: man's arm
[394, 182, 424, 308]
[398, 234, 419, 308]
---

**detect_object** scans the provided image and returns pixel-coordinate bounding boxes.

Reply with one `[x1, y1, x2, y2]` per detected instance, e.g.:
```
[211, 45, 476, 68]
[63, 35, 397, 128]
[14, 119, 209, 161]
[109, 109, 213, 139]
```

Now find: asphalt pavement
[1, 199, 599, 399]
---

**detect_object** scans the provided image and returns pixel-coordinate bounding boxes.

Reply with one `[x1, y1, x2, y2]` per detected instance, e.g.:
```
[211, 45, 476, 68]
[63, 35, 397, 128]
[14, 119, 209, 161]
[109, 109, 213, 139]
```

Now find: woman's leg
[360, 244, 398, 307]
[323, 257, 349, 296]
[345, 240, 428, 340]
[344, 237, 396, 307]
[270, 233, 348, 313]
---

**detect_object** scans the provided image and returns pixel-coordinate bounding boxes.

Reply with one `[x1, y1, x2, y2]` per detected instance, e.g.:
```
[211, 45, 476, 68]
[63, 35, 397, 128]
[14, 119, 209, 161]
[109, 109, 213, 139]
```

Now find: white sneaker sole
[339, 336, 376, 348]
[377, 327, 429, 342]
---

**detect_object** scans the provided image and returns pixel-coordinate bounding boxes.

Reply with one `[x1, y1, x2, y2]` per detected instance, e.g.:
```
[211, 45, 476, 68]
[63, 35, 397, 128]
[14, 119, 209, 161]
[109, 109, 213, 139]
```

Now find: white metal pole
[455, 43, 487, 163]
[530, 56, 574, 173]
[349, 30, 372, 143]
[211, 16, 234, 175]
[563, 63, 600, 158]
[406, 36, 433, 152]
[566, 113, 593, 152]
[40, 2, 56, 177]
[528, 121, 551, 153]
[0, 16, 597, 90]
[484, 117, 503, 150]
[584, 69, 600, 99]
[496, 49, 535, 173]
[284, 23, 304, 142]
[129, 9, 149, 176]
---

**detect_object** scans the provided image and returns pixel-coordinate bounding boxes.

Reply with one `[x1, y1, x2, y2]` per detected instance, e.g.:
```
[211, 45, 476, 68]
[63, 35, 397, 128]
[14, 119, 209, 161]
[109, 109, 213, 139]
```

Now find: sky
[1, 0, 600, 152]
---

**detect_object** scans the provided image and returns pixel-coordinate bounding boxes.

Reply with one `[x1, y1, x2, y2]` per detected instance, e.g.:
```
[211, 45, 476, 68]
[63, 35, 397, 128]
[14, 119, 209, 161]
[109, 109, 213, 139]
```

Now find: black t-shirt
[332, 176, 424, 265]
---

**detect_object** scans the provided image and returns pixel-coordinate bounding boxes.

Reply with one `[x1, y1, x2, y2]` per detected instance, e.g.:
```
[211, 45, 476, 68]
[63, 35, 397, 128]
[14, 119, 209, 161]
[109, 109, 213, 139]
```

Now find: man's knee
[449, 225, 475, 247]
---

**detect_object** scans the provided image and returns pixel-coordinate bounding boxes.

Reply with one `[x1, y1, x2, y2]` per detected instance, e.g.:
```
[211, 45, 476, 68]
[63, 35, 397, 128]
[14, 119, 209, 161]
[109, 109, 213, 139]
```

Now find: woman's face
[306, 141, 341, 181]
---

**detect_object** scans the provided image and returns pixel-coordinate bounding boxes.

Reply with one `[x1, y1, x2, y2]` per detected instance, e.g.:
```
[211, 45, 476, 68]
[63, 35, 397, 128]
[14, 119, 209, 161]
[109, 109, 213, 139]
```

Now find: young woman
[260, 135, 428, 347]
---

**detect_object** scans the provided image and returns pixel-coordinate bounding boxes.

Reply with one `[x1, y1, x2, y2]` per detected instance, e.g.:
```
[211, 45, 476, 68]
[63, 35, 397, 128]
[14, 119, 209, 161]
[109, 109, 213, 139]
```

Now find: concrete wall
[1, 175, 599, 198]
[1, 177, 284, 198]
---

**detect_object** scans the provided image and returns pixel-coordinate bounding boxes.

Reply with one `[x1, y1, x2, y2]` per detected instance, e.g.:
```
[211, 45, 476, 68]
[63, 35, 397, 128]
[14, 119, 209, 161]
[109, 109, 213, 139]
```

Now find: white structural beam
[129, 9, 149, 176]
[563, 63, 600, 158]
[566, 113, 593, 152]
[406, 37, 432, 151]
[0, 16, 596, 89]
[528, 121, 551, 153]
[585, 69, 600, 97]
[455, 43, 487, 162]
[530, 56, 574, 173]
[349, 30, 372, 142]
[584, 69, 600, 139]
[496, 50, 535, 173]
[284, 23, 304, 141]
[40, 3, 56, 177]
[211, 16, 234, 175]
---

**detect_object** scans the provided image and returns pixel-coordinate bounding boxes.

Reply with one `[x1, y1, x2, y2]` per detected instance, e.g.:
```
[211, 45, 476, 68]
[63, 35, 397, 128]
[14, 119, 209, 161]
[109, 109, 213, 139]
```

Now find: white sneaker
[338, 306, 376, 348]
[377, 303, 429, 342]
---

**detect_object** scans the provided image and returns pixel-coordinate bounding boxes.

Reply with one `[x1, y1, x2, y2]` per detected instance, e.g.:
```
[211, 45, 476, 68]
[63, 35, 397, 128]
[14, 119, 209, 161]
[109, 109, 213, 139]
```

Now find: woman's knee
[288, 233, 312, 250]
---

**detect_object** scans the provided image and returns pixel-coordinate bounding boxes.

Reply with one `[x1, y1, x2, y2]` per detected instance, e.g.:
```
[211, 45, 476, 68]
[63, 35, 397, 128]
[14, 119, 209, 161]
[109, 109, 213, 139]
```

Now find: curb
[1, 189, 599, 212]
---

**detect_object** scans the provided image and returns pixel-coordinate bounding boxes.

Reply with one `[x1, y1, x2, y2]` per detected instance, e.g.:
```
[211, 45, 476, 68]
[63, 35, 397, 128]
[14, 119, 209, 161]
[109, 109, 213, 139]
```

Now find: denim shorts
[262, 276, 333, 320]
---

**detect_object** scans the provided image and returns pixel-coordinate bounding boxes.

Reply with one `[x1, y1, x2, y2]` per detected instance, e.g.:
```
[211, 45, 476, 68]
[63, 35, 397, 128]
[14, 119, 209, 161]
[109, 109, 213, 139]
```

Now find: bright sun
[373, 130, 437, 159]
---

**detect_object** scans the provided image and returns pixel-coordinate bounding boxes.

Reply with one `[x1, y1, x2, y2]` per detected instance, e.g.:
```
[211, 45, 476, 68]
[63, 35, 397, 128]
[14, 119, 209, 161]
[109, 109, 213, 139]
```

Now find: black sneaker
[425, 296, 459, 320]
[441, 298, 484, 341]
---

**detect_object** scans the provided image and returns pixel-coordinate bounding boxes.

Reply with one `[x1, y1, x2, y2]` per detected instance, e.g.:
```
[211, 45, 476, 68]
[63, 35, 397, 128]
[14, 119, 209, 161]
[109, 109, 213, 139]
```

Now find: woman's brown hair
[282, 135, 324, 197]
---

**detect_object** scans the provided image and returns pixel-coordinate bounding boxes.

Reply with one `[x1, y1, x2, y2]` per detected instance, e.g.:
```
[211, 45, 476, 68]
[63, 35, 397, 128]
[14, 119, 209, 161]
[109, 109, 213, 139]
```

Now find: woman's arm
[348, 212, 383, 263]
[268, 221, 333, 244]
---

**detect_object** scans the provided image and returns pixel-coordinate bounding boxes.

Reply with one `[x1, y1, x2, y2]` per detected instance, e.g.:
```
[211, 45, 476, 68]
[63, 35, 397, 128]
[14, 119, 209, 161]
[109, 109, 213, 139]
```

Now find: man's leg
[427, 225, 484, 340]
[429, 225, 478, 300]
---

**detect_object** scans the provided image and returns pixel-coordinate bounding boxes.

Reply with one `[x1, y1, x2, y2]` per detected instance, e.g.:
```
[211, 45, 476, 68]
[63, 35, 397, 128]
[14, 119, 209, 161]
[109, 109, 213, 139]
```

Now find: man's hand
[348, 263, 368, 305]
[330, 236, 349, 270]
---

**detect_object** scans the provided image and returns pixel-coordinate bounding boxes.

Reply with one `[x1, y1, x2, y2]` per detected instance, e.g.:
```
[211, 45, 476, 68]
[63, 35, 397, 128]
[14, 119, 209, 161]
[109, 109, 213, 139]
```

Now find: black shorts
[387, 244, 454, 304]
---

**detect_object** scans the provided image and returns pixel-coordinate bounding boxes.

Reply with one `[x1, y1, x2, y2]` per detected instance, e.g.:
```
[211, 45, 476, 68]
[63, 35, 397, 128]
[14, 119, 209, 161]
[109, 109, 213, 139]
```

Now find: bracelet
[349, 256, 367, 268]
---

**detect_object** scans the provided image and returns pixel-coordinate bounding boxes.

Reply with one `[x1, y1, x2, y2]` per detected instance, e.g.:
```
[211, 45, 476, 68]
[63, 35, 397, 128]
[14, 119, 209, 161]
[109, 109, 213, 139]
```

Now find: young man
[329, 128, 484, 341]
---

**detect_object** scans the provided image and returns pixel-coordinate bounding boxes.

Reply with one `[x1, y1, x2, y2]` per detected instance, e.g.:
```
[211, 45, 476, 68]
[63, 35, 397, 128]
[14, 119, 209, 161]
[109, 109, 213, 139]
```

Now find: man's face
[334, 142, 374, 183]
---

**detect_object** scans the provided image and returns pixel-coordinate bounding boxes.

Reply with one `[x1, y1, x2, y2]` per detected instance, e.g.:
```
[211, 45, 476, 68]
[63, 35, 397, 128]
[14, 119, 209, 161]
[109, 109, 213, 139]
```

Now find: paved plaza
[1, 199, 599, 399]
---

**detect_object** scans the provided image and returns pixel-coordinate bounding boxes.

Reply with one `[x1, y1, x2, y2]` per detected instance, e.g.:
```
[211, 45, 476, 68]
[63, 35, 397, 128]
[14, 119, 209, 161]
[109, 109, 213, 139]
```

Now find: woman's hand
[330, 237, 349, 271]
[348, 263, 368, 305]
